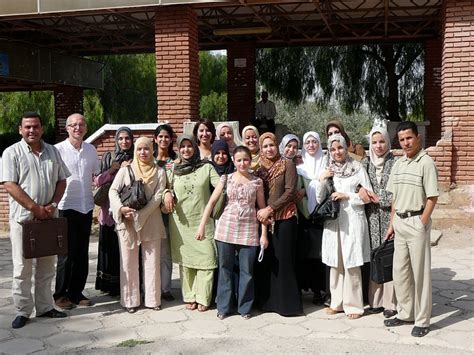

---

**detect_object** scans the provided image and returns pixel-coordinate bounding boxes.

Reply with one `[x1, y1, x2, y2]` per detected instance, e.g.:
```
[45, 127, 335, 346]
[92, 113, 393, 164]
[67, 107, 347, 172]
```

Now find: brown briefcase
[21, 218, 68, 259]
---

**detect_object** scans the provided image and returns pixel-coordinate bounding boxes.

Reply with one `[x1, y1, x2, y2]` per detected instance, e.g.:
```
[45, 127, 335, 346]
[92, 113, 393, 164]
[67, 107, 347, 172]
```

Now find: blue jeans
[216, 241, 258, 315]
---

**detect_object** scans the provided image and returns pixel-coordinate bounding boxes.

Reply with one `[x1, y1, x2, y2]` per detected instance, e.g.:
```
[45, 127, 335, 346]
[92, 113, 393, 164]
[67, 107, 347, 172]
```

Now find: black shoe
[12, 316, 29, 329]
[366, 307, 384, 315]
[383, 309, 398, 318]
[37, 309, 67, 318]
[162, 292, 175, 301]
[384, 317, 414, 327]
[411, 326, 430, 337]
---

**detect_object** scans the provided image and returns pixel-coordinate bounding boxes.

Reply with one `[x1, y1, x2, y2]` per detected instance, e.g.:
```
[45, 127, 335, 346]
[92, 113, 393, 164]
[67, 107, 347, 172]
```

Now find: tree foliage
[199, 51, 227, 96]
[257, 43, 424, 122]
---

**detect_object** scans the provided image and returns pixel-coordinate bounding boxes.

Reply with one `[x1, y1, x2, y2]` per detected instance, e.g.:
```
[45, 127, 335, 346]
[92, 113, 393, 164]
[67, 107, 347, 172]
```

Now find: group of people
[2, 112, 438, 338]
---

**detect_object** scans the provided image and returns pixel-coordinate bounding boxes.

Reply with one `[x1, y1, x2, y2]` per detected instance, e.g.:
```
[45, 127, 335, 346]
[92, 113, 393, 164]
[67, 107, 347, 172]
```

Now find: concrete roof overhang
[0, 0, 442, 55]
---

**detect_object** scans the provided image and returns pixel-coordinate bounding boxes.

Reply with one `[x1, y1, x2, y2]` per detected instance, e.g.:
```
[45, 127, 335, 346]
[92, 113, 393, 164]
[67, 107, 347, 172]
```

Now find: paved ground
[0, 226, 472, 354]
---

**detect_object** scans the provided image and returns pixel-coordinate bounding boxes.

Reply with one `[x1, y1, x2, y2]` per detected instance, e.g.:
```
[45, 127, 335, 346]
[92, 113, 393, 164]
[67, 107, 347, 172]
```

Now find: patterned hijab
[257, 132, 287, 183]
[328, 134, 360, 178]
[278, 133, 300, 159]
[100, 126, 134, 173]
[369, 126, 391, 183]
[131, 137, 157, 184]
[174, 134, 207, 176]
[297, 131, 326, 180]
[211, 140, 235, 176]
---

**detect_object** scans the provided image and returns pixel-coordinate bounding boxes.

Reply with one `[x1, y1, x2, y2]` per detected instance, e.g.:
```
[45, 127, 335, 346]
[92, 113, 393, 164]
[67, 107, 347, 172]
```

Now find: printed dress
[215, 173, 263, 247]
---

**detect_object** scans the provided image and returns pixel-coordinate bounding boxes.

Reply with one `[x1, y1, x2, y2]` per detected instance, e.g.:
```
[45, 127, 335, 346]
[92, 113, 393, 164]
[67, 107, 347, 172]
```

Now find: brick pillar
[155, 6, 199, 135]
[54, 85, 84, 142]
[442, 0, 474, 184]
[424, 38, 442, 147]
[227, 42, 256, 129]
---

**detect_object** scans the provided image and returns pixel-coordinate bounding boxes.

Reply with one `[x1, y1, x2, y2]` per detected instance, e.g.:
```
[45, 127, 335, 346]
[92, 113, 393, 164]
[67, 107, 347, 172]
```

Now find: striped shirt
[1, 139, 70, 222]
[387, 149, 439, 214]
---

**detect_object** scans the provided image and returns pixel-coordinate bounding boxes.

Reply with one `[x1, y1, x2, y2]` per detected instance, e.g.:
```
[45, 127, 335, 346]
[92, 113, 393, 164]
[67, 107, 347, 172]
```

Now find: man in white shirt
[255, 91, 276, 133]
[54, 113, 100, 310]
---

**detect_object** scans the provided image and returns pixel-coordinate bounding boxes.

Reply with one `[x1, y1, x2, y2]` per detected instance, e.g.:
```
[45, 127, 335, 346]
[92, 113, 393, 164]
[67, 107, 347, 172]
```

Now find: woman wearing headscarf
[317, 134, 372, 319]
[216, 123, 238, 155]
[94, 127, 134, 297]
[255, 132, 303, 316]
[241, 125, 260, 172]
[279, 133, 301, 163]
[361, 127, 397, 318]
[326, 119, 366, 160]
[109, 137, 167, 313]
[295, 131, 328, 305]
[211, 140, 235, 176]
[162, 135, 219, 312]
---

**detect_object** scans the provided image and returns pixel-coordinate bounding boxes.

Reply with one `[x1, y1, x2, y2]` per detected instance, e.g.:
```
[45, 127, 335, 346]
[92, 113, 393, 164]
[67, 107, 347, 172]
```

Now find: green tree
[200, 91, 227, 122]
[257, 43, 424, 122]
[199, 51, 227, 96]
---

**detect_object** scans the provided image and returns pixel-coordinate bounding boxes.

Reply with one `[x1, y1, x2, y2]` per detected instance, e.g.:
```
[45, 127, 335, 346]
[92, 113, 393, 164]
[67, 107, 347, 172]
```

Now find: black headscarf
[211, 140, 235, 176]
[100, 127, 134, 173]
[174, 134, 208, 176]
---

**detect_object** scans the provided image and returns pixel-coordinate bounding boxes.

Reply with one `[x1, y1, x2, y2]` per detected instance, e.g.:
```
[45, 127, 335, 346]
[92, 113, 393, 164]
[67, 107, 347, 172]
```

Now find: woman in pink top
[196, 146, 268, 320]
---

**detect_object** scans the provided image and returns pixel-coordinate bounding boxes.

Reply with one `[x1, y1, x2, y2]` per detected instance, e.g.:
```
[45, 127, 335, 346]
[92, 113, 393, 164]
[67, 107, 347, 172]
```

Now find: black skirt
[255, 217, 303, 316]
[95, 224, 120, 296]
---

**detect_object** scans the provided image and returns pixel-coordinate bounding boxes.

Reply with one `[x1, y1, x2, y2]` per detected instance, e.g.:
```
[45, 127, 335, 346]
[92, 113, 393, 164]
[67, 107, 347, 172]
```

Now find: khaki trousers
[179, 266, 214, 306]
[10, 220, 56, 317]
[117, 232, 161, 308]
[393, 214, 432, 327]
[368, 280, 397, 310]
[329, 232, 364, 315]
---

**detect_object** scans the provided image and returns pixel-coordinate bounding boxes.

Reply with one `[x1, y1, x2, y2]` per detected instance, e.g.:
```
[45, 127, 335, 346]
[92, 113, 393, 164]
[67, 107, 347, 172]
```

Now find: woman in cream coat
[109, 137, 167, 313]
[317, 134, 372, 319]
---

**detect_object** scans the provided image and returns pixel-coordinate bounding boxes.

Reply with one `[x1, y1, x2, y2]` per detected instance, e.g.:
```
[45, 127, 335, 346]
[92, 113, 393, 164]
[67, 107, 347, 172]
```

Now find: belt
[396, 209, 424, 219]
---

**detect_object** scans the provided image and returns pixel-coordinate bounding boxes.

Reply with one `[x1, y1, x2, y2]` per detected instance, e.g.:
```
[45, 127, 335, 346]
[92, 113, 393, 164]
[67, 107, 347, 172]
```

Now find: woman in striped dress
[196, 146, 268, 320]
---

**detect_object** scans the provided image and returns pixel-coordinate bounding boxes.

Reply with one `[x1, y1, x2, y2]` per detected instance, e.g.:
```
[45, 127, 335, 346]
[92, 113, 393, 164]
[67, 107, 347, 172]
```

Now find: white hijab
[278, 133, 300, 157]
[368, 126, 391, 184]
[297, 131, 326, 180]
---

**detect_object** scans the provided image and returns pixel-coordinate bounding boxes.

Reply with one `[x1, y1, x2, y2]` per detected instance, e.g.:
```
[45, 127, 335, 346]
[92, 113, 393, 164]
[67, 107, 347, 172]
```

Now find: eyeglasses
[67, 123, 86, 129]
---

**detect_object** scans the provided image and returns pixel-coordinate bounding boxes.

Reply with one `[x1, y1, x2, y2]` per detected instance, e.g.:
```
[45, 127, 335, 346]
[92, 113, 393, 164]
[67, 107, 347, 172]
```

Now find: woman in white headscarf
[317, 134, 372, 319]
[361, 126, 397, 318]
[295, 132, 328, 305]
[279, 133, 300, 162]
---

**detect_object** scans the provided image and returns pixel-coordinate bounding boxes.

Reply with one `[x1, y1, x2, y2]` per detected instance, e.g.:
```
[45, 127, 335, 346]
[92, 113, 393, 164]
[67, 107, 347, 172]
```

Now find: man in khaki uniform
[384, 121, 439, 337]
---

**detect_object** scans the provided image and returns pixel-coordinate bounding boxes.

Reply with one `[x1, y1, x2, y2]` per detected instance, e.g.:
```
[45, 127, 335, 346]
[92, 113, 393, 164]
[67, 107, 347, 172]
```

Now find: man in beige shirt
[384, 121, 439, 337]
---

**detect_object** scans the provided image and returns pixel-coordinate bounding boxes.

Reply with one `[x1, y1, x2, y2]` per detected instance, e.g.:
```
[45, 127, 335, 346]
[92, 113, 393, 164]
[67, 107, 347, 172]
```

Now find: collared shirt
[387, 149, 439, 214]
[1, 139, 70, 222]
[55, 139, 100, 213]
[255, 100, 277, 120]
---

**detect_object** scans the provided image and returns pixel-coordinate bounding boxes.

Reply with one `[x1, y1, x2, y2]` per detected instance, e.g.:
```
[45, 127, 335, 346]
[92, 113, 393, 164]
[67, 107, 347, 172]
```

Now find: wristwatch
[51, 202, 58, 209]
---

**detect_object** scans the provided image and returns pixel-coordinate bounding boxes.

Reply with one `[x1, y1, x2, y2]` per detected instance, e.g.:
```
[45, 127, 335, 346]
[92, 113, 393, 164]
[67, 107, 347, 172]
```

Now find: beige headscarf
[131, 137, 157, 184]
[242, 125, 260, 171]
[368, 126, 391, 184]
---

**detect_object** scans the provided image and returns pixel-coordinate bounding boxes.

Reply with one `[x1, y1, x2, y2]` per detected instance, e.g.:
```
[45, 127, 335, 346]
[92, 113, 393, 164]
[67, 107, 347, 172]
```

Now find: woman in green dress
[162, 134, 219, 312]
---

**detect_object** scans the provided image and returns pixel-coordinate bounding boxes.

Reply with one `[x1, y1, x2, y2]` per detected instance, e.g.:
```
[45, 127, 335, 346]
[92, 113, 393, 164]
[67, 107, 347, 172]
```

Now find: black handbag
[120, 166, 148, 210]
[370, 239, 395, 284]
[21, 218, 68, 259]
[310, 177, 340, 224]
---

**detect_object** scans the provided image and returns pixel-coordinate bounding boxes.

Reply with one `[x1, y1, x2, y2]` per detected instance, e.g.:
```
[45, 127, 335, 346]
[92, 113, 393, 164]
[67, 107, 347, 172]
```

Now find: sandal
[347, 313, 362, 320]
[148, 306, 161, 311]
[185, 302, 197, 310]
[241, 313, 252, 320]
[197, 304, 209, 312]
[325, 307, 341, 315]
[217, 313, 226, 320]
[126, 307, 136, 314]
[411, 326, 430, 337]
[384, 317, 414, 327]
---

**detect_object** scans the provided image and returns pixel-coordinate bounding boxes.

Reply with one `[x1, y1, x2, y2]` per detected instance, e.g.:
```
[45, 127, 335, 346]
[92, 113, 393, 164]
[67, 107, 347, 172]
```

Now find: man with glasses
[54, 113, 100, 310]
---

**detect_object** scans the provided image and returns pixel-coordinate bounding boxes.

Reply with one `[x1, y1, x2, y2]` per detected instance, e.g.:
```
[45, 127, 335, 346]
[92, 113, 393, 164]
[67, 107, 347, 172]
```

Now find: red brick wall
[155, 6, 199, 134]
[54, 85, 84, 143]
[442, 0, 474, 184]
[227, 42, 256, 129]
[424, 38, 442, 147]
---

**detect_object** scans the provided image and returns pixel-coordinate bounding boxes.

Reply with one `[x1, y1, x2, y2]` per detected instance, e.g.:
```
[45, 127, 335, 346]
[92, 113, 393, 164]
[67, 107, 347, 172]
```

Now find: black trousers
[54, 209, 93, 303]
